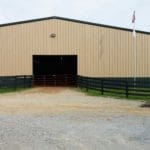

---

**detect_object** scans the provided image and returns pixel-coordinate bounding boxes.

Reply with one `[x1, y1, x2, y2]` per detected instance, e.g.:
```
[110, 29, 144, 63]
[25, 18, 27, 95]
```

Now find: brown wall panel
[0, 19, 149, 77]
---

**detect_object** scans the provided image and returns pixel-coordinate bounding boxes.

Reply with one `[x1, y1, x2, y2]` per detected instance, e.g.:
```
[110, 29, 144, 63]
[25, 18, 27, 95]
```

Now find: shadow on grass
[140, 103, 150, 108]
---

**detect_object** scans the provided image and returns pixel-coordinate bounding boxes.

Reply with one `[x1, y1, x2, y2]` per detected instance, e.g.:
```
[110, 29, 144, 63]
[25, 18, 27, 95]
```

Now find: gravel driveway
[0, 87, 150, 150]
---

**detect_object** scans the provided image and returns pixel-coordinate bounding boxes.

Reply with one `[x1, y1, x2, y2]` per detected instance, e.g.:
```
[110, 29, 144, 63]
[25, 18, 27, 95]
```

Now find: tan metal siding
[0, 19, 149, 77]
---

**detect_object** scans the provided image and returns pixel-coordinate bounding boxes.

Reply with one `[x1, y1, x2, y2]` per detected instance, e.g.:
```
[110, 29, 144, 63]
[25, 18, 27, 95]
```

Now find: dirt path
[0, 87, 149, 116]
[0, 87, 149, 150]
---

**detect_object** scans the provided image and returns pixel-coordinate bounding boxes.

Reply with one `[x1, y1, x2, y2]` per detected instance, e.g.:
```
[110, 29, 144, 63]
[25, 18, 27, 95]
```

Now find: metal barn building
[0, 16, 150, 88]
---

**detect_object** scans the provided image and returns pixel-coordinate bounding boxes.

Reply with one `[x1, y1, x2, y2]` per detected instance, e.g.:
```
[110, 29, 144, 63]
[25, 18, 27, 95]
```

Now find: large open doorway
[33, 55, 77, 86]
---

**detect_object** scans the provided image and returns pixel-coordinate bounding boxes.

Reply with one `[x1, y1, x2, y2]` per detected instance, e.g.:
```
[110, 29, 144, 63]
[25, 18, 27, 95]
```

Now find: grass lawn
[0, 88, 29, 94]
[78, 87, 150, 102]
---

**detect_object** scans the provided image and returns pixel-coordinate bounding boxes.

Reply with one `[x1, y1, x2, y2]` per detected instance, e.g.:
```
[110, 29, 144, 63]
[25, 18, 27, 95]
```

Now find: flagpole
[133, 29, 137, 89]
[132, 11, 137, 88]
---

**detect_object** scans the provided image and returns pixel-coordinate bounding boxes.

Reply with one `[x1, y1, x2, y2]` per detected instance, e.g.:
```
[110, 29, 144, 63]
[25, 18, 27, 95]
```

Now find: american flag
[132, 11, 136, 23]
[132, 11, 136, 37]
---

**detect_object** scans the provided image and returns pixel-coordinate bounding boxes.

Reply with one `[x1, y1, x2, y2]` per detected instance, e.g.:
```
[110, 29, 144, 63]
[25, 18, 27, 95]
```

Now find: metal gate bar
[33, 74, 76, 86]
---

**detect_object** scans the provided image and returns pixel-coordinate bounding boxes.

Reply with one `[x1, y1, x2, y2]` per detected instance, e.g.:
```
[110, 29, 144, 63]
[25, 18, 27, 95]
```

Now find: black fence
[78, 76, 150, 98]
[1, 75, 150, 98]
[0, 76, 32, 89]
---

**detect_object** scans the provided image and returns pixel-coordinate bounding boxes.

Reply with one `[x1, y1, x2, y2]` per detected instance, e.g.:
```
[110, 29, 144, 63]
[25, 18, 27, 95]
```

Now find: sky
[0, 0, 150, 32]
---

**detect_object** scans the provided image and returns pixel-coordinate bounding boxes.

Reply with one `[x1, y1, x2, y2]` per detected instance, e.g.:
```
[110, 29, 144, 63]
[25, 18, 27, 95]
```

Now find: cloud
[0, 0, 149, 31]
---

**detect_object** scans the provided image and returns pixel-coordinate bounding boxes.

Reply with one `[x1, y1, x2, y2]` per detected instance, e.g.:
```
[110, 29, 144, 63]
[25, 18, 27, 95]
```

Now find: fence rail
[0, 75, 32, 88]
[78, 76, 150, 98]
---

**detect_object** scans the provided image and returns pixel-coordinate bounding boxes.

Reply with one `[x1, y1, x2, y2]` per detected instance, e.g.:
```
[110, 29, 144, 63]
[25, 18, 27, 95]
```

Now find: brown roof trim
[0, 16, 149, 35]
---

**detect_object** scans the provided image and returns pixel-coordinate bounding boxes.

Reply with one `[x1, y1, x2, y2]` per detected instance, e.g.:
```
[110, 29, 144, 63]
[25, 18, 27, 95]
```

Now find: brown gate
[33, 74, 76, 86]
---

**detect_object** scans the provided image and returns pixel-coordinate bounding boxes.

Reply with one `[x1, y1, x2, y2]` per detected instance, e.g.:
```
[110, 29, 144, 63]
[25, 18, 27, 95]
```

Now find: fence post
[32, 75, 34, 87]
[101, 79, 104, 95]
[23, 76, 25, 88]
[125, 81, 129, 98]
[15, 76, 17, 90]
[86, 78, 88, 92]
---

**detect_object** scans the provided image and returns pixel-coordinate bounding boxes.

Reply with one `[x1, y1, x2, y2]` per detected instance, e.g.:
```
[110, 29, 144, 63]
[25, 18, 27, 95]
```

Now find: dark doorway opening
[33, 55, 77, 86]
